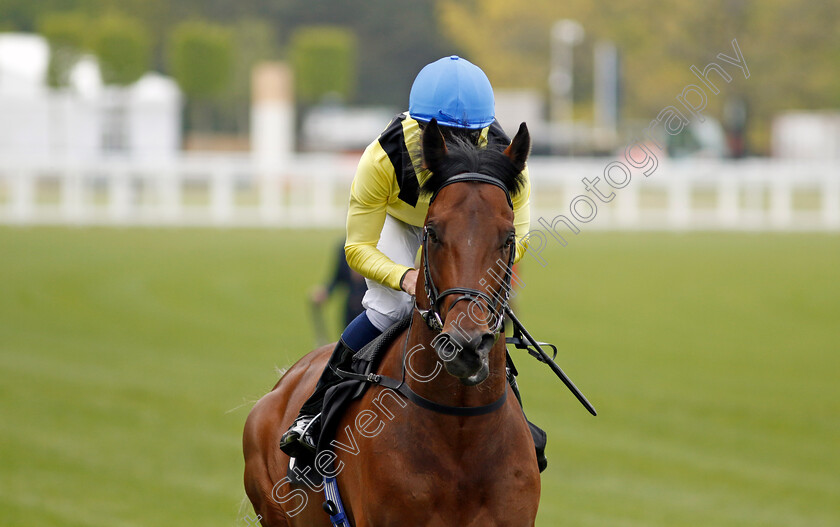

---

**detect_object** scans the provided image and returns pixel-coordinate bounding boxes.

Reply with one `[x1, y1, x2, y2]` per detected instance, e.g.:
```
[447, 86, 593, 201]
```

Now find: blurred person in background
[280, 56, 534, 460]
[310, 239, 366, 346]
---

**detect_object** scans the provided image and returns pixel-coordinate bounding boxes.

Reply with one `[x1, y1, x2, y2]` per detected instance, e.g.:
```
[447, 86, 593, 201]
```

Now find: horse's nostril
[478, 332, 495, 354]
[434, 331, 495, 363]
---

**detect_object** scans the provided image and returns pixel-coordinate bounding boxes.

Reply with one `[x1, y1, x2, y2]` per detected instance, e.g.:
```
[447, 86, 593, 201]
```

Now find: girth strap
[323, 470, 350, 526]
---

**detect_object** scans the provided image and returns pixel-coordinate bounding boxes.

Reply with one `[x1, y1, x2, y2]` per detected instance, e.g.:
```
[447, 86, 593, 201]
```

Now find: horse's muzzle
[433, 330, 495, 385]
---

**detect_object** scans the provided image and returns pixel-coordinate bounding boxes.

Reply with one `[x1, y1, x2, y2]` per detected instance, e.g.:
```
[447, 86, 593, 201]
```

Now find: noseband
[416, 173, 517, 334]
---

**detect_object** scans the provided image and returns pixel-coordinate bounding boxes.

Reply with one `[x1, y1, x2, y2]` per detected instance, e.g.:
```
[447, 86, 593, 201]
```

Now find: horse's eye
[428, 229, 440, 244]
[505, 234, 516, 248]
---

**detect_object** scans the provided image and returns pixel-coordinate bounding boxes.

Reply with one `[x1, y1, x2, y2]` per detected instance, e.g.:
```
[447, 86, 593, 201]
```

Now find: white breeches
[361, 214, 424, 331]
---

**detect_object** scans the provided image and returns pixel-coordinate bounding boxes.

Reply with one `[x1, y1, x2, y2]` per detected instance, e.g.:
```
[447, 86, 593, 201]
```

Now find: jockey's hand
[400, 269, 419, 296]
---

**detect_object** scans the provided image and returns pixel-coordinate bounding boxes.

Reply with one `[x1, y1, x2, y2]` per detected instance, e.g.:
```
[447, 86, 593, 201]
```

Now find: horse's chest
[353, 446, 537, 525]
[355, 475, 535, 527]
[340, 401, 539, 525]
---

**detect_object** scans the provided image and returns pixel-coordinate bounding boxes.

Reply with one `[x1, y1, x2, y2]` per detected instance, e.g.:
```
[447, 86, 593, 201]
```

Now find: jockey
[280, 56, 532, 458]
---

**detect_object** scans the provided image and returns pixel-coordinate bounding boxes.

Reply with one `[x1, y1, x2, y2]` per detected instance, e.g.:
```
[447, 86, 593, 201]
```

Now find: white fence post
[259, 170, 282, 223]
[616, 184, 639, 227]
[668, 176, 691, 229]
[211, 167, 233, 223]
[823, 177, 840, 227]
[159, 169, 181, 222]
[717, 176, 739, 227]
[769, 177, 792, 228]
[312, 168, 334, 223]
[61, 167, 83, 222]
[11, 170, 34, 224]
[109, 168, 131, 222]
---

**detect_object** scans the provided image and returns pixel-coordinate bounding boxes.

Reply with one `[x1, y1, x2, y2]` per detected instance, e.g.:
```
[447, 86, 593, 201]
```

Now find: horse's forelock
[419, 135, 525, 199]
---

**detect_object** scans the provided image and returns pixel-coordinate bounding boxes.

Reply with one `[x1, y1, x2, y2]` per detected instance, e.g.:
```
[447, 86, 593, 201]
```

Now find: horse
[243, 119, 540, 526]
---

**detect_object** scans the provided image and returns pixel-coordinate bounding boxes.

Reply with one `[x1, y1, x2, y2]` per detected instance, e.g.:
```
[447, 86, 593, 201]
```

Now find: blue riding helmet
[409, 56, 495, 130]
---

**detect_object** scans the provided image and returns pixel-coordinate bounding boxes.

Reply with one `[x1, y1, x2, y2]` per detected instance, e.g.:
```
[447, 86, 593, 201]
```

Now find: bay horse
[243, 119, 540, 526]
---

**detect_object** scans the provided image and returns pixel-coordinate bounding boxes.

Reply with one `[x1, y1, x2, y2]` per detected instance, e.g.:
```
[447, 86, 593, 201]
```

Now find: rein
[409, 172, 597, 417]
[337, 173, 598, 418]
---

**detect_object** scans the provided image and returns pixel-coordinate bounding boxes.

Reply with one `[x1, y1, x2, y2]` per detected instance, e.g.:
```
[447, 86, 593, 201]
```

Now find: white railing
[526, 157, 840, 231]
[1, 154, 838, 230]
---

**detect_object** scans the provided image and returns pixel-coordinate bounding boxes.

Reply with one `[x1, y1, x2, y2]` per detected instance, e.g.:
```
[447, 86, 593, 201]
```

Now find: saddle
[318, 316, 413, 454]
[286, 316, 411, 485]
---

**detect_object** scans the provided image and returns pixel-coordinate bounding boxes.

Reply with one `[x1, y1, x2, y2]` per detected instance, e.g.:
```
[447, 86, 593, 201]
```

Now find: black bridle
[415, 173, 517, 334]
[337, 172, 598, 417]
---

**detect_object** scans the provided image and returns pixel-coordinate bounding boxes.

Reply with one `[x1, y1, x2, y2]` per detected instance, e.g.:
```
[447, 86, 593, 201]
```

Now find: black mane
[419, 135, 526, 199]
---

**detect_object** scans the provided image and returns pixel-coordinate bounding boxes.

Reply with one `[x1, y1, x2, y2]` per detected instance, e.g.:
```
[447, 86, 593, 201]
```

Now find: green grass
[1, 228, 838, 527]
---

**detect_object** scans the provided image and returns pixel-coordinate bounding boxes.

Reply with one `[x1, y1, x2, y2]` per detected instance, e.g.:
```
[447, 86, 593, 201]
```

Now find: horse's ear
[504, 122, 531, 172]
[422, 118, 447, 171]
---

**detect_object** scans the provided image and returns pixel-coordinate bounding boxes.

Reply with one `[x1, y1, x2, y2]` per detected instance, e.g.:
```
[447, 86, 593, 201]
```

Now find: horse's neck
[395, 311, 508, 409]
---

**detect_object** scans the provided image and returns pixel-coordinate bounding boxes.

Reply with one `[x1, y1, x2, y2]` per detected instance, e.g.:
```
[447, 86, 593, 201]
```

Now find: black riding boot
[279, 339, 355, 457]
[507, 354, 549, 473]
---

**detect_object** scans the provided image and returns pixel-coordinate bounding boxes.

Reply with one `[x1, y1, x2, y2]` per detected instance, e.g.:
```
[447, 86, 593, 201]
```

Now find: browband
[429, 173, 513, 208]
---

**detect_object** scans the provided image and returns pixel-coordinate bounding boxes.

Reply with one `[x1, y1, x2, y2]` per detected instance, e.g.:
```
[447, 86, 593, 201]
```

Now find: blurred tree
[6, 0, 454, 108]
[38, 12, 89, 87]
[94, 0, 170, 69]
[0, 0, 95, 31]
[11, 0, 840, 149]
[169, 21, 235, 98]
[290, 26, 357, 104]
[264, 0, 452, 106]
[738, 0, 840, 149]
[168, 20, 235, 132]
[437, 0, 587, 90]
[435, 0, 840, 153]
[91, 14, 151, 85]
[223, 19, 280, 132]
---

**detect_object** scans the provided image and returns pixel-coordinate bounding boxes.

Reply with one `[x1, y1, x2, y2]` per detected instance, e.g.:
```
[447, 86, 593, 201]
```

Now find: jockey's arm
[344, 145, 410, 292]
[511, 165, 532, 263]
